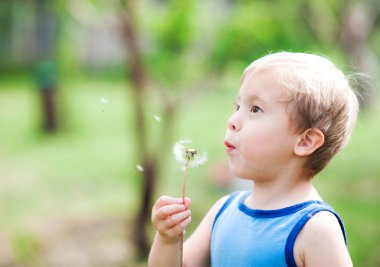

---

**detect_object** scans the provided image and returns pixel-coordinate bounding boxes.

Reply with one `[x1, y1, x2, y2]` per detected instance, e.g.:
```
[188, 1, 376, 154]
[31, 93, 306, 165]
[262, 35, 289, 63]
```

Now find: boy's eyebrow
[245, 94, 267, 104]
[236, 95, 266, 104]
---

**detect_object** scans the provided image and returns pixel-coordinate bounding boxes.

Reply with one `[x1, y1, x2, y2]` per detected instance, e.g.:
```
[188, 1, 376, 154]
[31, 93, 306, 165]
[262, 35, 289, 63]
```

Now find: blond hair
[242, 52, 359, 176]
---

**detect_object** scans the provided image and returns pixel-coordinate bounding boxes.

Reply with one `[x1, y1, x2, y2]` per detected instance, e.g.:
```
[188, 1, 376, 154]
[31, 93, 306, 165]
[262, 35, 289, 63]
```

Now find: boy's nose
[227, 114, 241, 131]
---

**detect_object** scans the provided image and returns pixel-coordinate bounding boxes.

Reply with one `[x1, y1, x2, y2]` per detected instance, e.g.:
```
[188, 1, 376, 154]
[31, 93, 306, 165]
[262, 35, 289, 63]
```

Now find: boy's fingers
[155, 196, 183, 209]
[155, 209, 191, 233]
[164, 209, 191, 229]
[166, 216, 192, 238]
[156, 204, 186, 219]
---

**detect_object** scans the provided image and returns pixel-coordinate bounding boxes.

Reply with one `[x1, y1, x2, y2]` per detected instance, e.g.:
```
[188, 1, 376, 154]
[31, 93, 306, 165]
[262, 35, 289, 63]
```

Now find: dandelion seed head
[173, 139, 207, 170]
[189, 151, 208, 168]
[185, 148, 197, 161]
[173, 139, 191, 166]
[136, 164, 144, 172]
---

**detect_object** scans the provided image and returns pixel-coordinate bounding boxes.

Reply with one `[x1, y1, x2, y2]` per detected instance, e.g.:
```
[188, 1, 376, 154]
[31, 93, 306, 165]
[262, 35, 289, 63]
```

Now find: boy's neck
[245, 174, 322, 210]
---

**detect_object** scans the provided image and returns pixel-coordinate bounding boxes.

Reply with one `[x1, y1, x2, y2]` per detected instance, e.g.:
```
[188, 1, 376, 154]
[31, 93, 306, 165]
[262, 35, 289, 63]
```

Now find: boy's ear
[294, 128, 325, 156]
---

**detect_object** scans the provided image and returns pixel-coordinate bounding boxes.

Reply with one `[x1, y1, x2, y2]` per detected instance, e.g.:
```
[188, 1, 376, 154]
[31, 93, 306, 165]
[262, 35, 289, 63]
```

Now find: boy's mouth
[224, 141, 236, 152]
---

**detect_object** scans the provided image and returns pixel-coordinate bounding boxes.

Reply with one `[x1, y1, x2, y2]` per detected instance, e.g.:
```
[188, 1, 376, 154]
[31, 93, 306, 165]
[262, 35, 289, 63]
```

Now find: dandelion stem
[179, 161, 189, 267]
[179, 233, 184, 267]
[181, 162, 189, 203]
[173, 142, 204, 267]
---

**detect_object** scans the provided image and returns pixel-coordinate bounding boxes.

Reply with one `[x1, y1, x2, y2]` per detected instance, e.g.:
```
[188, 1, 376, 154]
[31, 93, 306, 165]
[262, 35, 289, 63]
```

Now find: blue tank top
[210, 191, 346, 267]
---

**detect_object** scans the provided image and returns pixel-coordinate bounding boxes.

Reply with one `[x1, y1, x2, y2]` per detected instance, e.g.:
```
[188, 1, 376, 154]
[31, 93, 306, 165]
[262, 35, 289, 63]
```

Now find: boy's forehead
[239, 69, 290, 101]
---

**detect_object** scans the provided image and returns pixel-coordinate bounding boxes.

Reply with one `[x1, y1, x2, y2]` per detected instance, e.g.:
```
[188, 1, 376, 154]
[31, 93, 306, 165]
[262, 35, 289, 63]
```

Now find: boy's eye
[234, 103, 240, 111]
[250, 105, 262, 113]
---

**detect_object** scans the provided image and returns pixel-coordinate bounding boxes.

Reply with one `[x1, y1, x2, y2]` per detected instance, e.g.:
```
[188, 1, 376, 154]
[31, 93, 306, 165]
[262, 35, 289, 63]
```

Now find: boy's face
[224, 69, 299, 180]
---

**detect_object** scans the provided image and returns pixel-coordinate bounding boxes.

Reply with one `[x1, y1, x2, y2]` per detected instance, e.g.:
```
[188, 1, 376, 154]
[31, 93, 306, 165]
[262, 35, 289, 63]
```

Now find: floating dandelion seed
[136, 164, 144, 172]
[100, 97, 108, 104]
[153, 114, 161, 122]
[173, 139, 207, 267]
[100, 97, 108, 112]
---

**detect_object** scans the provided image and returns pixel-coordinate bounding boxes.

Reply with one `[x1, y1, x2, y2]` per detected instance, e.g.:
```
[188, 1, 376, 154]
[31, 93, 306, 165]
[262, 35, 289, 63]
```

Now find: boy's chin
[229, 168, 249, 180]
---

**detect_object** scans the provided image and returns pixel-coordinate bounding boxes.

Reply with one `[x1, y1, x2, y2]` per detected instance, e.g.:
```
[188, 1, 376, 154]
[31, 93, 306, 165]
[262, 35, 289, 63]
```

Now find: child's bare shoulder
[301, 211, 344, 241]
[206, 194, 232, 220]
[294, 211, 352, 267]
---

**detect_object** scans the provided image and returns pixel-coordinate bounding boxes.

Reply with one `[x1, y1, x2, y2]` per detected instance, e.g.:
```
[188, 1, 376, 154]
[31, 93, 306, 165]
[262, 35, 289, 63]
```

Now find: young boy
[148, 52, 358, 267]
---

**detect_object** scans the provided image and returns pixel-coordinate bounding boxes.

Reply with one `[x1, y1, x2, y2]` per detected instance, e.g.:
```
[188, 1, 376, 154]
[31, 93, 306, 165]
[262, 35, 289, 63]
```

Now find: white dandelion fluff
[173, 139, 208, 170]
[173, 139, 191, 166]
[153, 114, 161, 122]
[136, 164, 144, 172]
[100, 97, 108, 104]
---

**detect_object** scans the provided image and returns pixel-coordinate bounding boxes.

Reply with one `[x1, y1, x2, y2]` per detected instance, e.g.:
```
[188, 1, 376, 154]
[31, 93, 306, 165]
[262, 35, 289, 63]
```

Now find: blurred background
[0, 0, 379, 266]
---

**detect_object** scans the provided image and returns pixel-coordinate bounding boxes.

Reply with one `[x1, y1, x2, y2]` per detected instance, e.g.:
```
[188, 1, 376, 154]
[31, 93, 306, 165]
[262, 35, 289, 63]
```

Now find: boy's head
[242, 52, 359, 176]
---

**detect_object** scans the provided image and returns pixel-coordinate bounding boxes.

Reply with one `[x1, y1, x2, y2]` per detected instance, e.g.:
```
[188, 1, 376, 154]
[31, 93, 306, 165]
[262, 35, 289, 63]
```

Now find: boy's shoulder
[294, 211, 351, 267]
[299, 210, 345, 240]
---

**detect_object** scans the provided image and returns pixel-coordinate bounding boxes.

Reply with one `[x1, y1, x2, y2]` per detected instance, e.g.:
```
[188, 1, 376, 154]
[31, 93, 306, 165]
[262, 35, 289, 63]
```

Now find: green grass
[0, 77, 379, 266]
[0, 80, 137, 229]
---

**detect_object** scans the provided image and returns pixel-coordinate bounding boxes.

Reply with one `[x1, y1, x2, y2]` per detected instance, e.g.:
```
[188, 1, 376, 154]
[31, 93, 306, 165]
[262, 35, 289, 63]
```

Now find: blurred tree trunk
[34, 0, 59, 132]
[40, 84, 58, 131]
[119, 0, 170, 259]
[119, 1, 152, 257]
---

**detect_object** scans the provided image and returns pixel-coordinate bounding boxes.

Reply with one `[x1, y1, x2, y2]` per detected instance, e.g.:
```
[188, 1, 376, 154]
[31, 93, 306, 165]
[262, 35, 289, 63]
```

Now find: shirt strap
[212, 191, 243, 230]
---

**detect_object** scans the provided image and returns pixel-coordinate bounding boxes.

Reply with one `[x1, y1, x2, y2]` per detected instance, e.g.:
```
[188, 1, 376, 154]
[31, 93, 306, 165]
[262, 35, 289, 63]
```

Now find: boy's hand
[152, 196, 192, 243]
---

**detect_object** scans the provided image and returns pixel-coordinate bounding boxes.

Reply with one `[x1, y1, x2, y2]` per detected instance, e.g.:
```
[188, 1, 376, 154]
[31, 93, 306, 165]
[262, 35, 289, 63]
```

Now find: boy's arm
[183, 195, 229, 267]
[294, 211, 353, 267]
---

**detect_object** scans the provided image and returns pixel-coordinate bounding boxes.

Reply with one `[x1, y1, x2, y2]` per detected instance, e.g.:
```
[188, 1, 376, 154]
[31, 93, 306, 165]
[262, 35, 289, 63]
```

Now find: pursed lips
[224, 140, 236, 152]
